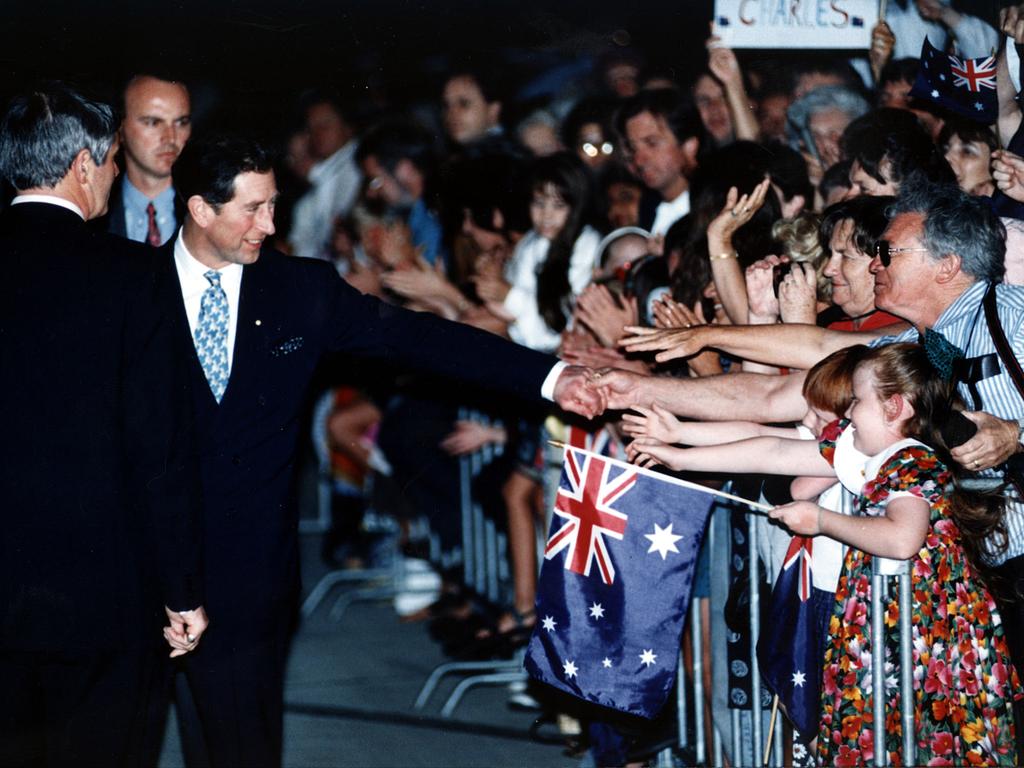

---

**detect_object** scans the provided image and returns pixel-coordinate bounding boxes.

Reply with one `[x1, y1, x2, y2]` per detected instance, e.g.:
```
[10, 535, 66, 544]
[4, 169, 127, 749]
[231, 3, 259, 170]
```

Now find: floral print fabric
[815, 420, 1020, 766]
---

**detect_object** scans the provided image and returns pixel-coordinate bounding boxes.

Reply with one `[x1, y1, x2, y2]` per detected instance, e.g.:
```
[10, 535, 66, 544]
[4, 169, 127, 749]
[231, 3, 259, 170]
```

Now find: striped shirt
[873, 280, 1024, 562]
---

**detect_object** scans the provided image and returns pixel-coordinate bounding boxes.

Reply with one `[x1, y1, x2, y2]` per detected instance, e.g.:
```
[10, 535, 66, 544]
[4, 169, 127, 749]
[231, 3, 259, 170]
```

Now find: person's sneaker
[392, 558, 441, 617]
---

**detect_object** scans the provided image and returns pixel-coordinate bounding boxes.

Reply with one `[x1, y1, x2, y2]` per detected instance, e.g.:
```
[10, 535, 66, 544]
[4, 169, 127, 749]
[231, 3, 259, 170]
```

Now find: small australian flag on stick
[910, 36, 998, 123]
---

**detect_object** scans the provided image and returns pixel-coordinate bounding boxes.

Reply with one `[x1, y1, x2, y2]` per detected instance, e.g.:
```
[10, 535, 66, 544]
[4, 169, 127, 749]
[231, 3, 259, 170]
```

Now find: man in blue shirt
[355, 121, 445, 265]
[107, 74, 192, 245]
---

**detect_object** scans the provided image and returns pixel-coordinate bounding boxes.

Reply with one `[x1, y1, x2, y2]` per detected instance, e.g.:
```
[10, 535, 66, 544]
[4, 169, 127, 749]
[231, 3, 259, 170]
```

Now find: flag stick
[546, 440, 774, 514]
[763, 695, 780, 766]
[879, 0, 887, 22]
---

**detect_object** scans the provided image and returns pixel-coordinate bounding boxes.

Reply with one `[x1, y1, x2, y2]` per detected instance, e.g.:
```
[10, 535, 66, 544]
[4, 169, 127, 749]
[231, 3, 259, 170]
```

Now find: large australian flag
[910, 37, 998, 124]
[757, 535, 820, 737]
[524, 446, 714, 719]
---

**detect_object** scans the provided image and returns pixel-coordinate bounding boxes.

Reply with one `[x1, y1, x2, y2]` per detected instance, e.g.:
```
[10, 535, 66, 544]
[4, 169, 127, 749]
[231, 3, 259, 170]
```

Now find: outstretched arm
[595, 367, 810, 423]
[626, 434, 833, 476]
[621, 321, 897, 370]
[620, 403, 799, 445]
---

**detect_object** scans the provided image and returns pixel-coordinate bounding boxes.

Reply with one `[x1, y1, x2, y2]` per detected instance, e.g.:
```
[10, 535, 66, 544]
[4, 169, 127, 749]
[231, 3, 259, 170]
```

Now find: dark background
[0, 0, 1007, 138]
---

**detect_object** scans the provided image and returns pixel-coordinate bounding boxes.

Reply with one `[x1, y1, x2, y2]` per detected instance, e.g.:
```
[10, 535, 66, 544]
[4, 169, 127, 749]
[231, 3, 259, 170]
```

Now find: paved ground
[157, 534, 575, 768]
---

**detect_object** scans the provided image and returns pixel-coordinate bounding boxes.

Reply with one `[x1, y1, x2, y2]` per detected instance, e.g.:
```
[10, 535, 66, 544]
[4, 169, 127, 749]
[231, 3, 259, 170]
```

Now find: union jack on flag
[950, 54, 996, 92]
[526, 446, 715, 718]
[545, 451, 636, 585]
[758, 534, 821, 738]
[910, 37, 998, 123]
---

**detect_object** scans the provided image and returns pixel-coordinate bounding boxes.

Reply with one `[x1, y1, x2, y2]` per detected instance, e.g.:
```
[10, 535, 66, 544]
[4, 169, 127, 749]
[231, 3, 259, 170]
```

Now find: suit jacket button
[232, 455, 242, 466]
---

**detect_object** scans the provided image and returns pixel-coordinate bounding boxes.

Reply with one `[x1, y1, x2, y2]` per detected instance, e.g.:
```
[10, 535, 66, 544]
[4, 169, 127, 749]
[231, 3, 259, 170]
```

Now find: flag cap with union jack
[909, 36, 998, 124]
[524, 446, 715, 718]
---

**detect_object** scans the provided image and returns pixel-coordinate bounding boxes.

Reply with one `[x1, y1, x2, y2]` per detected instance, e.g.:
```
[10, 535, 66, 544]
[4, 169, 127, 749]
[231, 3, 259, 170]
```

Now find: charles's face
[121, 77, 191, 182]
[199, 171, 278, 269]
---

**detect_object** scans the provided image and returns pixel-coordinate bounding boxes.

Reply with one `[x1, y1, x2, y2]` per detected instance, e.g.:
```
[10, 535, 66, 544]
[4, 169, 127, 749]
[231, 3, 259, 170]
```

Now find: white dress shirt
[651, 190, 690, 237]
[287, 140, 361, 259]
[173, 234, 244, 374]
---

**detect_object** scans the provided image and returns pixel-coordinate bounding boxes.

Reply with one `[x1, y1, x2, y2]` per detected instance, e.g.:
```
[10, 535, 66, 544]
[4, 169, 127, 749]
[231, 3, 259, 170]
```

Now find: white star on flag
[639, 649, 657, 667]
[939, 73, 945, 81]
[563, 659, 578, 679]
[792, 670, 806, 688]
[589, 602, 605, 619]
[975, 102, 984, 111]
[931, 89, 940, 98]
[644, 523, 683, 560]
[542, 616, 557, 632]
[602, 658, 612, 668]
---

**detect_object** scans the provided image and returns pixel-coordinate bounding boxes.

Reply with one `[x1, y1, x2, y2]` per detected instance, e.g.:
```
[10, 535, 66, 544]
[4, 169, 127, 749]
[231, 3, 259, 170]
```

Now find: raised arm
[620, 403, 799, 445]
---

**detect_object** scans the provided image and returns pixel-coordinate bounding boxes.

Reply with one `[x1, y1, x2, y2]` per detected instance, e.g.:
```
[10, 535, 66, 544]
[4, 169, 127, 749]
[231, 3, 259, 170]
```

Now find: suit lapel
[222, 259, 268, 405]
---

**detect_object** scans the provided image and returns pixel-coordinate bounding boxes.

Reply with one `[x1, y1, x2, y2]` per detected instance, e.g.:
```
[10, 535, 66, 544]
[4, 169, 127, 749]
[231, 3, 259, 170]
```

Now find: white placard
[713, 0, 878, 50]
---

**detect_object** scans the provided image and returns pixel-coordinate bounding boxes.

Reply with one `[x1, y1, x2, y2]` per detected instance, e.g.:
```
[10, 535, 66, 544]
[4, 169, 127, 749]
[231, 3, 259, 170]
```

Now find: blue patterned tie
[194, 270, 229, 403]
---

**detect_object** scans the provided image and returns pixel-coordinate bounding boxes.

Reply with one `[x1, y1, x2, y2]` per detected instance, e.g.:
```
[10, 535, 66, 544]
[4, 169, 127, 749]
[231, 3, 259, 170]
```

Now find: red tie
[145, 202, 162, 247]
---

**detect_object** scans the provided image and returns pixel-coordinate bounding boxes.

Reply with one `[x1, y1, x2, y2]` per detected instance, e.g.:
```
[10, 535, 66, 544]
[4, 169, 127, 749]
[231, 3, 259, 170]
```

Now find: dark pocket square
[270, 336, 304, 357]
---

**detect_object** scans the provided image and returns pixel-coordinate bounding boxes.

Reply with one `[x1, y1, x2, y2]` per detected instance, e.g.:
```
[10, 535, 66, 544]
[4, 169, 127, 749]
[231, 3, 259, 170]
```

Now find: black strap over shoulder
[983, 282, 1024, 399]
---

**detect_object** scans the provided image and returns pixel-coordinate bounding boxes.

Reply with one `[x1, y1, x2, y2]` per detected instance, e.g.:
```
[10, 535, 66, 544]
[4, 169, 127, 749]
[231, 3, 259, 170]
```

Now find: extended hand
[620, 403, 682, 443]
[625, 436, 683, 470]
[950, 411, 1020, 471]
[164, 605, 210, 658]
[589, 367, 648, 411]
[707, 178, 771, 243]
[619, 324, 713, 363]
[745, 255, 786, 321]
[575, 284, 637, 347]
[553, 365, 607, 419]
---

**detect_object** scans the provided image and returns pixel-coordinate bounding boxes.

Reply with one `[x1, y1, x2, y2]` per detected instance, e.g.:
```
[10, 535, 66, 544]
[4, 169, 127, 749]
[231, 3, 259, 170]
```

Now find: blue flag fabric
[757, 535, 821, 737]
[524, 447, 714, 719]
[910, 37, 998, 124]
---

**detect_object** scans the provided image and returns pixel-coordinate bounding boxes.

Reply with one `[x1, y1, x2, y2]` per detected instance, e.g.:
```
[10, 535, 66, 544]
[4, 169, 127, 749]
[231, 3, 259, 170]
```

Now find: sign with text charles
[714, 0, 876, 49]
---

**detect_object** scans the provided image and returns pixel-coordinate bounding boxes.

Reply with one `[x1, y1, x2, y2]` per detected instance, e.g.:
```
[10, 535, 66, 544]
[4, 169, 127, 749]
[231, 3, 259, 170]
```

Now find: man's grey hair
[787, 85, 869, 136]
[0, 83, 117, 191]
[889, 180, 1005, 282]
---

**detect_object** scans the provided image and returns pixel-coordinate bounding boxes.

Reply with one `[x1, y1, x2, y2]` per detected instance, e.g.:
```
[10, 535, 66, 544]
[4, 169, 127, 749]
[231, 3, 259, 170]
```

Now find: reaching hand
[745, 256, 786, 321]
[381, 253, 450, 301]
[768, 501, 823, 536]
[562, 343, 651, 374]
[652, 295, 698, 329]
[575, 284, 638, 347]
[778, 262, 819, 324]
[619, 324, 713, 363]
[553, 365, 607, 419]
[440, 420, 507, 456]
[471, 271, 511, 303]
[589, 367, 648, 411]
[620, 403, 683, 443]
[164, 605, 210, 659]
[625, 436, 684, 470]
[992, 150, 1024, 203]
[707, 178, 771, 244]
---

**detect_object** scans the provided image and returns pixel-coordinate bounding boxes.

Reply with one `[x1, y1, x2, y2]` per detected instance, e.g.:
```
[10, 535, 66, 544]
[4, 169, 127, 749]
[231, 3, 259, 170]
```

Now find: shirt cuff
[541, 361, 569, 401]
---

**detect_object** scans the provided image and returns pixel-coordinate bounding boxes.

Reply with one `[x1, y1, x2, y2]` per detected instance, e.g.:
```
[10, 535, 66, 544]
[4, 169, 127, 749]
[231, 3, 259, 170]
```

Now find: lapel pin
[255, 319, 262, 326]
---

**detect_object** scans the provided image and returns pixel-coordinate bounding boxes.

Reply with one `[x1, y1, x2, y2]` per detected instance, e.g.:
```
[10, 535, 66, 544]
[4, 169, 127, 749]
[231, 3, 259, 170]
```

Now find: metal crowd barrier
[662, 486, 917, 767]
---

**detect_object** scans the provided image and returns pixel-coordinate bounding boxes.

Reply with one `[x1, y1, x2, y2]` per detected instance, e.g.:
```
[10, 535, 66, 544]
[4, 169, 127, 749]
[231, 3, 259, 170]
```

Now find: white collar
[173, 232, 244, 287]
[11, 194, 85, 220]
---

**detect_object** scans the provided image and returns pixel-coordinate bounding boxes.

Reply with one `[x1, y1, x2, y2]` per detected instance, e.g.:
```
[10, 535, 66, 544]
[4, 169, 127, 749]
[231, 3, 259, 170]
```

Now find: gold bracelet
[710, 251, 737, 261]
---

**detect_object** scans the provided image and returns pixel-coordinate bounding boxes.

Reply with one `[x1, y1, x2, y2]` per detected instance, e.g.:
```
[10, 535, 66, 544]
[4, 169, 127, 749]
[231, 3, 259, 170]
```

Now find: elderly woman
[786, 85, 869, 184]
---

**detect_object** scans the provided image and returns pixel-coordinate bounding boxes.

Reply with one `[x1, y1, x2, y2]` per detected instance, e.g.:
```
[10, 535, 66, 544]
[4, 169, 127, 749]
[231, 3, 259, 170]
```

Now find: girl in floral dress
[629, 342, 1020, 765]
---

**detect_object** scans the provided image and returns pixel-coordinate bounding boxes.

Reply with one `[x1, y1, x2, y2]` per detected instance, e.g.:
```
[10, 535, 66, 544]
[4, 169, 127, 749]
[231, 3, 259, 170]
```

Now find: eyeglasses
[873, 239, 930, 267]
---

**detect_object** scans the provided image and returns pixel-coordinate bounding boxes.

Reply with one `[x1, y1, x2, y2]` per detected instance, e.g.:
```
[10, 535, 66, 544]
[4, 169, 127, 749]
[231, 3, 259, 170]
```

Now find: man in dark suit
[104, 74, 191, 243]
[0, 84, 208, 766]
[165, 136, 603, 767]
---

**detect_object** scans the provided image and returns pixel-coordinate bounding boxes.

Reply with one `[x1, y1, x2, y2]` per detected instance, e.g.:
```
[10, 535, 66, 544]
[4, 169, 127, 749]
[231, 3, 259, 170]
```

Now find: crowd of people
[7, 0, 1024, 766]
